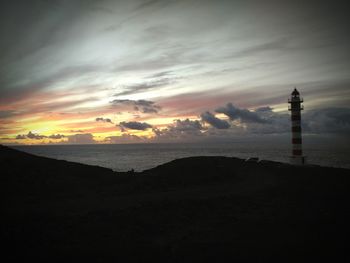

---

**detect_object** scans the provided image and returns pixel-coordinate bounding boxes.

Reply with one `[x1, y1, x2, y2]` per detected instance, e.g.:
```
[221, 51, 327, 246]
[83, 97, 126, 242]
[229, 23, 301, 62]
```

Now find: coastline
[2, 145, 350, 262]
[9, 142, 350, 171]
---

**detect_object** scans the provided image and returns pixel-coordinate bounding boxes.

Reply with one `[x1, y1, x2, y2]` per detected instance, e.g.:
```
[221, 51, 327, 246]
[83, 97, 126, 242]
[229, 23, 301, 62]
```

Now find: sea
[12, 141, 350, 172]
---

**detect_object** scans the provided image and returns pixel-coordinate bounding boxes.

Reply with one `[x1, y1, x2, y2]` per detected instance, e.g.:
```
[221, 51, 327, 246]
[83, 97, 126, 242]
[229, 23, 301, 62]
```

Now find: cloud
[15, 131, 65, 140]
[48, 134, 65, 139]
[0, 65, 103, 105]
[228, 38, 291, 60]
[212, 103, 289, 135]
[96, 117, 113, 123]
[67, 133, 95, 144]
[71, 107, 350, 143]
[303, 107, 350, 134]
[200, 111, 230, 129]
[0, 110, 17, 119]
[216, 103, 268, 124]
[105, 134, 144, 144]
[119, 121, 152, 130]
[1, 0, 350, 146]
[25, 131, 46, 140]
[69, 129, 84, 133]
[135, 0, 163, 10]
[211, 104, 350, 136]
[146, 70, 173, 79]
[230, 106, 350, 135]
[114, 78, 173, 97]
[152, 118, 205, 142]
[171, 119, 204, 132]
[153, 118, 204, 135]
[15, 134, 27, 140]
[255, 106, 273, 113]
[111, 99, 161, 113]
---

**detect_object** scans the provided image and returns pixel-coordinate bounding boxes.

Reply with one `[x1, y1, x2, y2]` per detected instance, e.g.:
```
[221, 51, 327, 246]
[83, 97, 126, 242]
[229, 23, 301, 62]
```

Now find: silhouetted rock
[1, 145, 350, 262]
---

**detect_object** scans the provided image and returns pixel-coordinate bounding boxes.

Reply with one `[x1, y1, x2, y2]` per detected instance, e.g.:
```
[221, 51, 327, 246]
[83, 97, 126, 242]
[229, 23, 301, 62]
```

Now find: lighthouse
[288, 88, 305, 165]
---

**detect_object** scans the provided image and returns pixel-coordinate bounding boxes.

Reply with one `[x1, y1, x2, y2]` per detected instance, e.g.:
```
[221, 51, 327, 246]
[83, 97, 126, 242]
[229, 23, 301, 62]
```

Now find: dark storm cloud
[96, 117, 113, 124]
[216, 103, 268, 124]
[119, 121, 152, 130]
[200, 112, 230, 129]
[111, 99, 161, 113]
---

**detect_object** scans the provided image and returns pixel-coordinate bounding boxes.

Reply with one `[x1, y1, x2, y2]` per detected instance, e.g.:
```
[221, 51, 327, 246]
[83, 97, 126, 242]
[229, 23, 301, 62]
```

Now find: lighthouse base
[290, 156, 306, 165]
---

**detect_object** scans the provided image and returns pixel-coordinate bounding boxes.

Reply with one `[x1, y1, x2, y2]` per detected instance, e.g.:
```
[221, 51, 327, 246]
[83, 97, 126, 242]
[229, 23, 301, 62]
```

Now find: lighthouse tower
[288, 88, 305, 165]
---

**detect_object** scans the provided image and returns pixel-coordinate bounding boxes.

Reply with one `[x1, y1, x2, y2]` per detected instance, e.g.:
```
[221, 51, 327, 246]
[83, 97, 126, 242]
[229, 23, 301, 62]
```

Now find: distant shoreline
[7, 142, 350, 171]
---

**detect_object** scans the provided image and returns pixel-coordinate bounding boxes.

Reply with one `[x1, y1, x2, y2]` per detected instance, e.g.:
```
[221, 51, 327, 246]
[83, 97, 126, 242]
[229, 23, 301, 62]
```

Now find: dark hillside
[1, 145, 350, 262]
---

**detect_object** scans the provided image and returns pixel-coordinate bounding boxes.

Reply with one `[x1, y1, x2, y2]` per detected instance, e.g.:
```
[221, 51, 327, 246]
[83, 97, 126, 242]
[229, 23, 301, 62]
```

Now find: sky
[0, 0, 349, 145]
